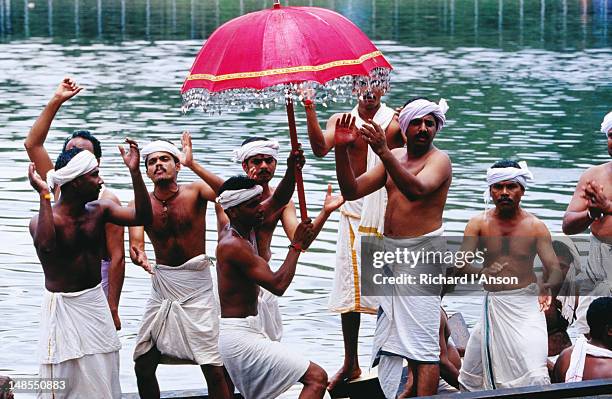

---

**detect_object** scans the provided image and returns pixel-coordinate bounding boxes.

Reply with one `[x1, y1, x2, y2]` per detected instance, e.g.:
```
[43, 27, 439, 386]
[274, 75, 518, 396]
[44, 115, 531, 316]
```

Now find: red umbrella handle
[285, 98, 309, 221]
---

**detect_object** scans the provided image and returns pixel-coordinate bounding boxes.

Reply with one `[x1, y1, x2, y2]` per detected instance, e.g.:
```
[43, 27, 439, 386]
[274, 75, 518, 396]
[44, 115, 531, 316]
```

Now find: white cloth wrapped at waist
[218, 316, 310, 399]
[232, 139, 279, 163]
[133, 254, 222, 365]
[217, 185, 263, 210]
[140, 140, 181, 161]
[458, 283, 550, 391]
[398, 98, 448, 134]
[565, 335, 612, 382]
[46, 150, 98, 191]
[372, 226, 446, 399]
[601, 111, 612, 135]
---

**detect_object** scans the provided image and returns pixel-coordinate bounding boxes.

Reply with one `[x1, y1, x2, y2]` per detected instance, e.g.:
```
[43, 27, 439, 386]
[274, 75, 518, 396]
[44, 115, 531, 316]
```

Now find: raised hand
[118, 138, 141, 173]
[287, 145, 305, 172]
[334, 113, 357, 146]
[179, 131, 193, 167]
[130, 245, 153, 274]
[28, 163, 50, 194]
[582, 180, 610, 218]
[323, 183, 344, 214]
[53, 77, 83, 104]
[292, 218, 315, 250]
[360, 119, 388, 156]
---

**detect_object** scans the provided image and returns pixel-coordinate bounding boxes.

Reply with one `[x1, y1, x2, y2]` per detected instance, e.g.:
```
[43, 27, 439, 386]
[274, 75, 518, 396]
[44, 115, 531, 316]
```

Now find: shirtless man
[456, 160, 563, 391]
[215, 176, 328, 399]
[24, 78, 125, 330]
[553, 297, 612, 383]
[29, 142, 152, 398]
[304, 80, 403, 389]
[334, 97, 452, 396]
[562, 110, 612, 332]
[129, 140, 231, 399]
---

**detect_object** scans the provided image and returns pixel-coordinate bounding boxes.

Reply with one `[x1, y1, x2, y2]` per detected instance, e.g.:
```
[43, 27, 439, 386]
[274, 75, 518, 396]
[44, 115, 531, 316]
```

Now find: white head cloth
[217, 185, 263, 210]
[483, 161, 534, 207]
[398, 98, 449, 134]
[140, 140, 181, 161]
[46, 150, 98, 191]
[601, 111, 612, 136]
[232, 139, 279, 163]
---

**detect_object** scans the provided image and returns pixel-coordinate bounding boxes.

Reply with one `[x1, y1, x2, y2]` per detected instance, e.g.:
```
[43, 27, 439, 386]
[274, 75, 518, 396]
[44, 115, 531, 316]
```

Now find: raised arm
[267, 148, 304, 211]
[103, 192, 125, 330]
[104, 139, 153, 226]
[334, 114, 386, 200]
[562, 169, 611, 234]
[361, 121, 451, 200]
[304, 101, 339, 157]
[28, 164, 56, 253]
[24, 78, 83, 180]
[233, 220, 315, 296]
[180, 131, 224, 194]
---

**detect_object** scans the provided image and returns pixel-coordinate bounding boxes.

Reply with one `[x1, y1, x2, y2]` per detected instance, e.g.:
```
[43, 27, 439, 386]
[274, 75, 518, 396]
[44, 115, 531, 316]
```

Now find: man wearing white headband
[215, 176, 329, 399]
[28, 141, 152, 399]
[562, 111, 612, 336]
[128, 138, 233, 399]
[334, 95, 453, 396]
[24, 77, 125, 330]
[455, 159, 562, 392]
[182, 132, 343, 341]
[302, 77, 404, 392]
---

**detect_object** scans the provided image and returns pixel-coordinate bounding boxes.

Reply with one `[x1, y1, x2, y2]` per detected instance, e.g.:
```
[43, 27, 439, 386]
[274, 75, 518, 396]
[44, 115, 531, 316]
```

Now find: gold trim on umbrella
[186, 50, 384, 82]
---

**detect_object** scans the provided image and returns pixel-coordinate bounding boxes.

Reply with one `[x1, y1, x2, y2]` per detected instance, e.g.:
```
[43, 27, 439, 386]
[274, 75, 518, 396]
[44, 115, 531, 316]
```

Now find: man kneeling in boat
[28, 142, 152, 398]
[553, 297, 612, 383]
[215, 176, 328, 399]
[456, 160, 563, 391]
[129, 140, 232, 399]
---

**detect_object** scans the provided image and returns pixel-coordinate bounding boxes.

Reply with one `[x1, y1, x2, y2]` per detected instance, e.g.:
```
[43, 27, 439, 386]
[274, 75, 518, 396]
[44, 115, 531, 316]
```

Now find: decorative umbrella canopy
[181, 2, 392, 218]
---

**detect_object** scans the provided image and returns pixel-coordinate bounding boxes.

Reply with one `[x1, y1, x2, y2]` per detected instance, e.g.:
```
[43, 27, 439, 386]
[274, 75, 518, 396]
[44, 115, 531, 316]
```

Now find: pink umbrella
[182, 1, 392, 219]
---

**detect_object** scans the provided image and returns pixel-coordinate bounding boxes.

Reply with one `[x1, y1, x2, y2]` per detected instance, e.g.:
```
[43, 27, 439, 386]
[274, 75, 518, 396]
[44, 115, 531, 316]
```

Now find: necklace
[153, 186, 180, 213]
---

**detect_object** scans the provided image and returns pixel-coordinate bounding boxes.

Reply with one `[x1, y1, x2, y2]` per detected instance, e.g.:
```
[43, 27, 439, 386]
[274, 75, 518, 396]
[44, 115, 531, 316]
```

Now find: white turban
[232, 139, 279, 163]
[601, 111, 612, 136]
[216, 185, 263, 210]
[398, 98, 449, 134]
[483, 161, 534, 206]
[46, 150, 98, 191]
[140, 140, 181, 161]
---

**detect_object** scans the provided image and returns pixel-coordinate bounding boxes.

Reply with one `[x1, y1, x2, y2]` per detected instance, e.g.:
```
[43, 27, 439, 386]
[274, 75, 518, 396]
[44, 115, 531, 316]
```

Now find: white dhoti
[372, 227, 446, 398]
[257, 288, 283, 342]
[565, 335, 612, 382]
[458, 283, 550, 391]
[218, 317, 310, 399]
[38, 284, 121, 399]
[574, 235, 612, 335]
[133, 254, 222, 366]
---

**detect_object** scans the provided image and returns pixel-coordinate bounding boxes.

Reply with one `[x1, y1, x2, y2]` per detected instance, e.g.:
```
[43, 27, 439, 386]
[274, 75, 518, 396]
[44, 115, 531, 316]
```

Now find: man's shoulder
[581, 162, 611, 179]
[100, 188, 120, 204]
[521, 211, 549, 234]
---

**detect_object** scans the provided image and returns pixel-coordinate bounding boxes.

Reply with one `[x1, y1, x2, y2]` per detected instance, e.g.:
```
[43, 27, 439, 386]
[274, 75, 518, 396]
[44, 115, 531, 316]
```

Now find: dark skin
[311, 104, 420, 390]
[128, 148, 233, 399]
[335, 113, 452, 395]
[552, 325, 612, 382]
[28, 139, 152, 294]
[456, 181, 563, 310]
[24, 78, 125, 330]
[216, 198, 329, 399]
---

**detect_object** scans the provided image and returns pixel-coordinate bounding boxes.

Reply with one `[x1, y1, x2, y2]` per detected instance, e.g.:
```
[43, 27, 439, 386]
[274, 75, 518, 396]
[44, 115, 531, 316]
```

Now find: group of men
[23, 77, 612, 399]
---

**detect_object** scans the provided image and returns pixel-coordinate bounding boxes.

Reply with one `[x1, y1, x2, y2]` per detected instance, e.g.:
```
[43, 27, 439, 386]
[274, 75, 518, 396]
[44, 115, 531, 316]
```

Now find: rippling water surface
[0, 0, 611, 395]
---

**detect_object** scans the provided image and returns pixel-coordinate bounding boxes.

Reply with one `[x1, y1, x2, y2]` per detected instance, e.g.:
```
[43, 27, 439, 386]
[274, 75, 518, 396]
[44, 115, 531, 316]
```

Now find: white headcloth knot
[601, 111, 612, 136]
[232, 139, 279, 163]
[217, 185, 263, 210]
[46, 150, 98, 191]
[398, 98, 449, 134]
[140, 140, 181, 161]
[483, 161, 534, 207]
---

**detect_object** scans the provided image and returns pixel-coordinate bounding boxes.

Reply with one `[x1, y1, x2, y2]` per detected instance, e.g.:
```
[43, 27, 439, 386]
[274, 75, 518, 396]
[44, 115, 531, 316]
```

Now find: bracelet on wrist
[288, 243, 306, 253]
[41, 192, 52, 201]
[587, 209, 602, 221]
[303, 99, 315, 109]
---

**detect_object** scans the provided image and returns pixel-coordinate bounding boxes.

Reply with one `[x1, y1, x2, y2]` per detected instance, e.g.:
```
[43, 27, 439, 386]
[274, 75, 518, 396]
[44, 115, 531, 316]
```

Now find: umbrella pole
[285, 98, 309, 220]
